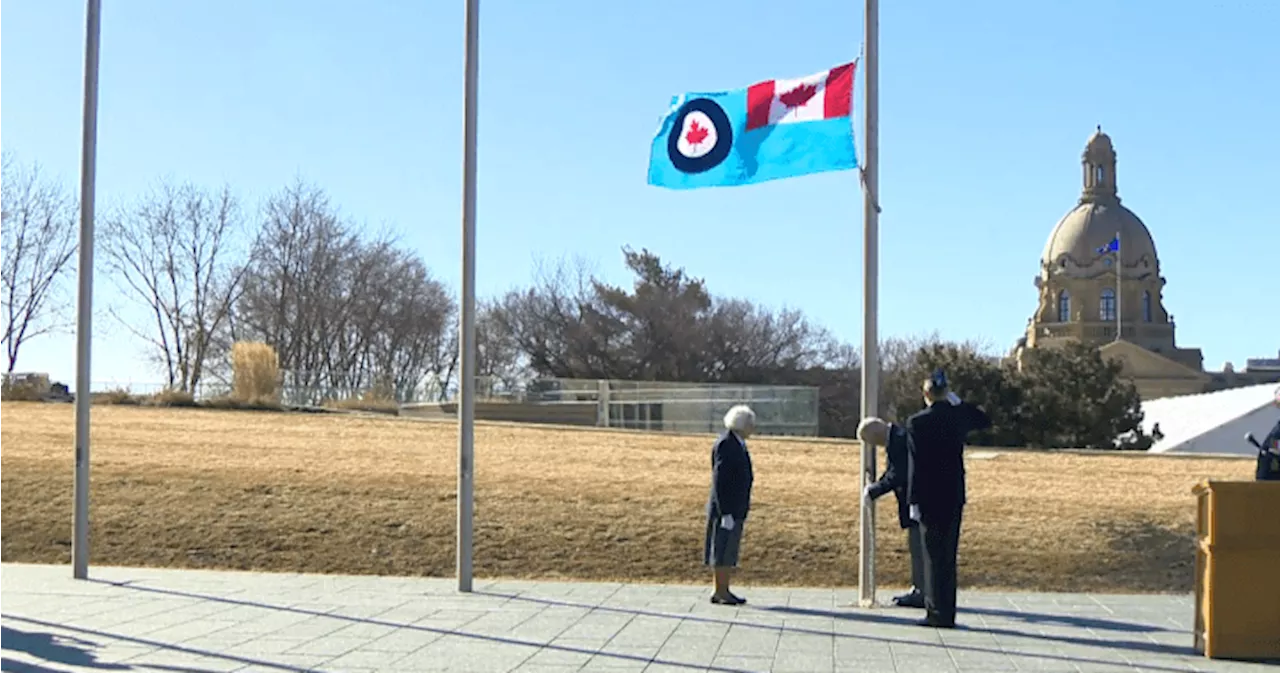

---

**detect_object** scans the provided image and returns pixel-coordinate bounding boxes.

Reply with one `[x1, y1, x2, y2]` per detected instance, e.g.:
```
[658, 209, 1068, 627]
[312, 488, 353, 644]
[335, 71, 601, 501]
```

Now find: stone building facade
[1011, 128, 1276, 400]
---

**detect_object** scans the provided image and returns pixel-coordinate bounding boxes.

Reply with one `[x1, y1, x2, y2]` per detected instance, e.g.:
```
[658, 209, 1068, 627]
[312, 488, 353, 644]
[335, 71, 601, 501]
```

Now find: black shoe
[915, 617, 956, 629]
[892, 591, 925, 608]
[711, 594, 745, 605]
[728, 592, 747, 605]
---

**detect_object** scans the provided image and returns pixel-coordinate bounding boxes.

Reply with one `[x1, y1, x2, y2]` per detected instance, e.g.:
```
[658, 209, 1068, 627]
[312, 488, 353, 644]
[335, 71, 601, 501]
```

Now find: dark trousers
[918, 506, 963, 625]
[907, 524, 925, 591]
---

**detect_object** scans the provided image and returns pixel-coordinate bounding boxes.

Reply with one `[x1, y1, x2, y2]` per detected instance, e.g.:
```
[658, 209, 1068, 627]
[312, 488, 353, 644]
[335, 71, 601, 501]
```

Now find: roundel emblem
[667, 97, 733, 174]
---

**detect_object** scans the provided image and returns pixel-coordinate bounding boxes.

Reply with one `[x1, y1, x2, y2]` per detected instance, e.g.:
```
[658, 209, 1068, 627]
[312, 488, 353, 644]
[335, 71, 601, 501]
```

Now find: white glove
[862, 484, 874, 500]
[909, 504, 922, 522]
[720, 514, 736, 530]
[946, 391, 962, 406]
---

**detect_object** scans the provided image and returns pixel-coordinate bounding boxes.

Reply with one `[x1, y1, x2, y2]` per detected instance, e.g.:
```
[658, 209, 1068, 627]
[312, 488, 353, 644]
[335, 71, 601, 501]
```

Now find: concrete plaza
[1, 563, 1274, 672]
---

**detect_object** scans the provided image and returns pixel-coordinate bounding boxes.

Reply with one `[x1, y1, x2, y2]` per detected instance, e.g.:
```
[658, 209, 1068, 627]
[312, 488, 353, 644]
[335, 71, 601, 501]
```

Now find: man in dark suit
[857, 416, 925, 608]
[906, 370, 991, 628]
[1256, 416, 1280, 481]
[705, 404, 756, 605]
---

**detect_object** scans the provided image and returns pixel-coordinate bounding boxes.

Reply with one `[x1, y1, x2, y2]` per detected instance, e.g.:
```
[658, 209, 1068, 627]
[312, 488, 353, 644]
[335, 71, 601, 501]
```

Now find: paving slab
[2, 563, 1276, 672]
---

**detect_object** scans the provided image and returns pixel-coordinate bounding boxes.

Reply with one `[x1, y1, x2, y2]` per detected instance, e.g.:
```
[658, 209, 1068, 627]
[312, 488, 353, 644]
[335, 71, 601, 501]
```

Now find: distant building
[1009, 128, 1278, 400]
[1245, 352, 1280, 373]
[1206, 351, 1280, 394]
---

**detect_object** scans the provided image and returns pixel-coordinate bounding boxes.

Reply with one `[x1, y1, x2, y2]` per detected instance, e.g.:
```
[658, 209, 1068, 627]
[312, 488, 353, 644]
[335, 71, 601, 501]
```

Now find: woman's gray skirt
[703, 512, 744, 568]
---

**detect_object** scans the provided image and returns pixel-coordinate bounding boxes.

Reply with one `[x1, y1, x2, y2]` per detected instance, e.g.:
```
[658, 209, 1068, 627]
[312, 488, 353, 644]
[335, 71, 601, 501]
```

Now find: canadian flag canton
[746, 62, 855, 131]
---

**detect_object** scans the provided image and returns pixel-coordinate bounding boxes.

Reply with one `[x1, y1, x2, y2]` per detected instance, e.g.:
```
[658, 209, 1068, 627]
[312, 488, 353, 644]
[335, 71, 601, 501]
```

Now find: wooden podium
[1192, 480, 1280, 660]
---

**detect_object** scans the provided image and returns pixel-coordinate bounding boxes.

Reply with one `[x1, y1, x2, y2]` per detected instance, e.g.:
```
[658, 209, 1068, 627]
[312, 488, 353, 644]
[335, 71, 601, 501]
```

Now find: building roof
[1041, 129, 1159, 269]
[1098, 339, 1207, 380]
[1042, 201, 1158, 269]
[1142, 382, 1280, 454]
[1083, 126, 1115, 158]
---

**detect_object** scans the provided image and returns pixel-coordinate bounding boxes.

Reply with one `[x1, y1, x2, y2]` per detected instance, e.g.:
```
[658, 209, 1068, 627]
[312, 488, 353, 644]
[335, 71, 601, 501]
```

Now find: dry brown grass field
[0, 402, 1253, 592]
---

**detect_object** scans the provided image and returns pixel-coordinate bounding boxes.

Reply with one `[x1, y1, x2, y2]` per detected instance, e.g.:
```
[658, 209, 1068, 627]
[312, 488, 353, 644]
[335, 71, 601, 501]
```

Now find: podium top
[1193, 480, 1280, 546]
[1192, 479, 1280, 495]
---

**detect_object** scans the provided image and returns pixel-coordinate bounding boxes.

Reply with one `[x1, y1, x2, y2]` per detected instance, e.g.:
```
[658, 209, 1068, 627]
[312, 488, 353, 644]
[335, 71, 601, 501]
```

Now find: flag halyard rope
[853, 48, 882, 214]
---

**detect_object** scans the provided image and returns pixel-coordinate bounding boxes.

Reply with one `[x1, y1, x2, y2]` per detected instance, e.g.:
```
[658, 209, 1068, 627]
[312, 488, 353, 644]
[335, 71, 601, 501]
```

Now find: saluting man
[905, 370, 991, 629]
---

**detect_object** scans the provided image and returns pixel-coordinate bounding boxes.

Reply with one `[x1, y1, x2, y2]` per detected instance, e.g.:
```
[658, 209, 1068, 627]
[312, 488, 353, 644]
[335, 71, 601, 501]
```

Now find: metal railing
[465, 377, 822, 436]
[71, 374, 821, 436]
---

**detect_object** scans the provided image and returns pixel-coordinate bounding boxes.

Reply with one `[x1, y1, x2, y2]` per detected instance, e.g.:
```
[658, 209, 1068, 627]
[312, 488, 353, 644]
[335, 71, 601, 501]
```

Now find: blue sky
[3, 0, 1277, 386]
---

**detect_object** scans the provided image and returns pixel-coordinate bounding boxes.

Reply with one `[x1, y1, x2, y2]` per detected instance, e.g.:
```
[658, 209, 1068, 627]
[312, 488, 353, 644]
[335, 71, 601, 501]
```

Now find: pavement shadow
[16, 597, 748, 673]
[961, 606, 1178, 633]
[486, 592, 1211, 671]
[0, 626, 127, 671]
[3, 618, 311, 673]
[763, 605, 1197, 657]
[3, 659, 89, 673]
[68, 579, 1208, 673]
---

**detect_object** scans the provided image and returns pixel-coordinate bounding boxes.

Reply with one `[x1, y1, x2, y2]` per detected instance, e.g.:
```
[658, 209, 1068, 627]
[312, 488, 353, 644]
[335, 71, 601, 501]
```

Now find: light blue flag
[647, 62, 858, 190]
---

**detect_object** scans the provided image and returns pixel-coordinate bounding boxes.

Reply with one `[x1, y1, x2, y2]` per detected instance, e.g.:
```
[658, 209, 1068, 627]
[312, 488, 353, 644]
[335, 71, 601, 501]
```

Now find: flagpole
[1114, 230, 1121, 341]
[858, 0, 880, 608]
[457, 0, 480, 593]
[72, 0, 103, 581]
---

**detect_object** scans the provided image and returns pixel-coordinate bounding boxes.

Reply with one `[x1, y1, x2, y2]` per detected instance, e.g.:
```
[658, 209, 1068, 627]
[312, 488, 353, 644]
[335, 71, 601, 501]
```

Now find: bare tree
[237, 180, 455, 402]
[362, 245, 455, 400]
[490, 255, 610, 379]
[475, 299, 528, 393]
[703, 299, 834, 382]
[1, 154, 79, 373]
[426, 313, 460, 401]
[102, 181, 251, 392]
[238, 181, 358, 396]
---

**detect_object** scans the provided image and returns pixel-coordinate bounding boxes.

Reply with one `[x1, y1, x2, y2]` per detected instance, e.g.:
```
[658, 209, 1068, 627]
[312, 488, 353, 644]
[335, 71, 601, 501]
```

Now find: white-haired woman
[705, 404, 756, 605]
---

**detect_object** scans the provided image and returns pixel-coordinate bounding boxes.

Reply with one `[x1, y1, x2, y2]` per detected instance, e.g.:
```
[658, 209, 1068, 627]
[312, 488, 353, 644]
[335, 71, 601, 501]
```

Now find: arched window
[1095, 166, 1105, 184]
[1057, 290, 1071, 322]
[1100, 288, 1116, 321]
[1142, 291, 1152, 322]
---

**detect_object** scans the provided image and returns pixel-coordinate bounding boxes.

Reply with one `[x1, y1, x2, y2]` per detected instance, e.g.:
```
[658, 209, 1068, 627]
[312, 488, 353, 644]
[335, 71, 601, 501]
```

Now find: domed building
[1015, 127, 1211, 400]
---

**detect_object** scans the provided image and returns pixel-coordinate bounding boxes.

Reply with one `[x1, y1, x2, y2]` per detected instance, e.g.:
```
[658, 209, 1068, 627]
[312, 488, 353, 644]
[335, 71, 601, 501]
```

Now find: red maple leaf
[684, 120, 710, 146]
[779, 82, 818, 109]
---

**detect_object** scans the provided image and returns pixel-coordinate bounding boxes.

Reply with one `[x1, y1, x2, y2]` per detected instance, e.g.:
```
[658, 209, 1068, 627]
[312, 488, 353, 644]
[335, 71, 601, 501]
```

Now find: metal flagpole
[857, 0, 880, 608]
[72, 0, 103, 581]
[457, 0, 480, 593]
[1114, 230, 1121, 341]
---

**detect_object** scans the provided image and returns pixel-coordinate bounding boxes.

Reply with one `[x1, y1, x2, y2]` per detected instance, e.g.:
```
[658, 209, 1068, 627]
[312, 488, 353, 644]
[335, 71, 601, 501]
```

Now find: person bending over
[858, 416, 926, 608]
